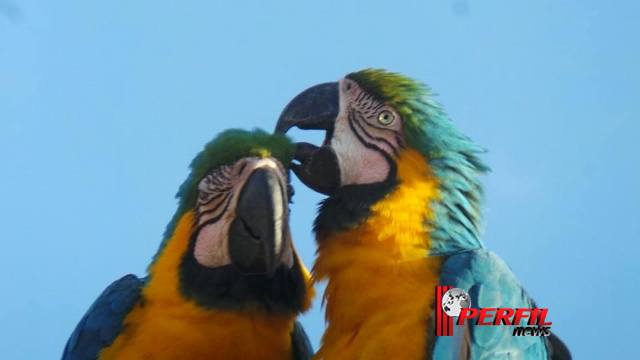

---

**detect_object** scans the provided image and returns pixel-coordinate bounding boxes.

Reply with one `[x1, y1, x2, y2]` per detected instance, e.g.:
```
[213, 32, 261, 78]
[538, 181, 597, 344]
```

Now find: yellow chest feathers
[100, 303, 296, 360]
[99, 212, 300, 360]
[100, 305, 293, 360]
[312, 150, 445, 360]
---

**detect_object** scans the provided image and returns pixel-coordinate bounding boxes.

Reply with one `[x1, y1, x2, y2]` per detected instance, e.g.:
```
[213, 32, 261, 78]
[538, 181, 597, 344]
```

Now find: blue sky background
[1, 1, 638, 358]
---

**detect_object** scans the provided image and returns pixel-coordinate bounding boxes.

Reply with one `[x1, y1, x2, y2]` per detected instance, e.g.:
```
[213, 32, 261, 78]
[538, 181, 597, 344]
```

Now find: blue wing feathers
[62, 274, 144, 360]
[291, 320, 314, 360]
[434, 249, 548, 359]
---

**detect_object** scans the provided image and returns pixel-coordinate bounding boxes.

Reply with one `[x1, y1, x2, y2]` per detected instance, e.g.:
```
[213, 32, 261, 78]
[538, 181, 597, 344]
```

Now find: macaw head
[150, 129, 312, 314]
[275, 69, 489, 252]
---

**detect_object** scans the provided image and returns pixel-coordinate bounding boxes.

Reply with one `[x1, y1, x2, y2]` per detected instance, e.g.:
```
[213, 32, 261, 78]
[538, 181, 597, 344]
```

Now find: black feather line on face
[198, 191, 225, 207]
[365, 115, 403, 135]
[350, 91, 403, 148]
[195, 192, 232, 224]
[350, 110, 400, 156]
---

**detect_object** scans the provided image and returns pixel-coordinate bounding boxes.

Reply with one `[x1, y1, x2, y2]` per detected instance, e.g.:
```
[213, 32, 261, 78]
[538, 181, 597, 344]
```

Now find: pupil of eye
[380, 112, 393, 124]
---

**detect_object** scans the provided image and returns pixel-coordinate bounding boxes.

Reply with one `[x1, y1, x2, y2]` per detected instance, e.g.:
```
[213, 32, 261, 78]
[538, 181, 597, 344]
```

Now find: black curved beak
[275, 82, 342, 195]
[275, 82, 340, 133]
[228, 166, 286, 277]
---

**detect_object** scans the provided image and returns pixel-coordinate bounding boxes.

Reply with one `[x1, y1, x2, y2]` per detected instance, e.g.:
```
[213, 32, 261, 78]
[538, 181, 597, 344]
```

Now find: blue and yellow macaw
[62, 129, 315, 360]
[275, 69, 571, 359]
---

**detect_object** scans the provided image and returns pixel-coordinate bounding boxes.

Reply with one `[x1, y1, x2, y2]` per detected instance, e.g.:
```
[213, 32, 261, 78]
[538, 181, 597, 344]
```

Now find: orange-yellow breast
[100, 212, 313, 360]
[312, 149, 444, 360]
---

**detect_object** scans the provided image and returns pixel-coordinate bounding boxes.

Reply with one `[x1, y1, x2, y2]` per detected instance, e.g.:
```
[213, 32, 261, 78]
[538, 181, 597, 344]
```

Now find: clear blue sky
[1, 1, 637, 358]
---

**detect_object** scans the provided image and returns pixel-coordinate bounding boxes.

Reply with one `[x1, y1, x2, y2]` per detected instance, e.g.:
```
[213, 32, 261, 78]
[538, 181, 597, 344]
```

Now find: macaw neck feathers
[313, 160, 398, 239]
[312, 149, 444, 359]
[146, 211, 313, 315]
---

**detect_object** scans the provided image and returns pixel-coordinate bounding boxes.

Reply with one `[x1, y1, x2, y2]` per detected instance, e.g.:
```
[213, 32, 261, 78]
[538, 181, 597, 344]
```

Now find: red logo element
[436, 286, 454, 336]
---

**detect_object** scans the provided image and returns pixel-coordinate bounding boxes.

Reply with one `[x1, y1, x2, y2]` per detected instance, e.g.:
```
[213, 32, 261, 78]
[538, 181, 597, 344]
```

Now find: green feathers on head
[152, 128, 295, 265]
[347, 68, 487, 160]
[175, 128, 295, 215]
[347, 69, 490, 254]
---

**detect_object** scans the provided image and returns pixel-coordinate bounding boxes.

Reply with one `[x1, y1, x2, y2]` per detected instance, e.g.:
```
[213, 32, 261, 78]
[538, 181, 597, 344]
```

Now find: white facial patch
[194, 216, 232, 267]
[332, 120, 390, 185]
[333, 78, 401, 186]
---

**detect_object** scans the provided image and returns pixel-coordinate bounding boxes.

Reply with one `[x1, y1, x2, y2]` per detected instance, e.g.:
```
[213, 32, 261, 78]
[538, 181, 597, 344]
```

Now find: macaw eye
[377, 110, 395, 125]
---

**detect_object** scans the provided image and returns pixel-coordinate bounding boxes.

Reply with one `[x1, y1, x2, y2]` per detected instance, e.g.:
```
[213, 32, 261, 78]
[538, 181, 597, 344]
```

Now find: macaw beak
[275, 82, 342, 195]
[228, 166, 287, 277]
[275, 82, 340, 133]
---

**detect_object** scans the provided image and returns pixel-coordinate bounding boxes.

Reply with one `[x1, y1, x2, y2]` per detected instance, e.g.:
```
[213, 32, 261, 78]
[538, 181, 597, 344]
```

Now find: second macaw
[62, 129, 315, 360]
[275, 69, 571, 359]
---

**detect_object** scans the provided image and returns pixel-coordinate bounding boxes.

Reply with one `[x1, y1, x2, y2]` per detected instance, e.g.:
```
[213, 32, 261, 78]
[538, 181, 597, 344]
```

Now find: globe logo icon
[442, 288, 471, 317]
